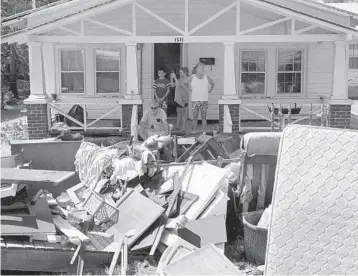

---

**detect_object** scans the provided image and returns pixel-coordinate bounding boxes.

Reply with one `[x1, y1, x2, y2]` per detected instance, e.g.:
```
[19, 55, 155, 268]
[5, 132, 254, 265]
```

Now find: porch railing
[47, 102, 123, 132]
[239, 99, 330, 132]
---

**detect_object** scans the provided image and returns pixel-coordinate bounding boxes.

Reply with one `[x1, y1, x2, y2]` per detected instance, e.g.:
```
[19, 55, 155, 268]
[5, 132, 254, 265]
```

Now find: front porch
[3, 0, 356, 139]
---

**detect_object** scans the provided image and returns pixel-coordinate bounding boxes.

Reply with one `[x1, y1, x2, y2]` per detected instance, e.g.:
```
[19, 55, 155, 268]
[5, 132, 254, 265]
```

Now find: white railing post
[271, 103, 275, 132]
[83, 104, 87, 131]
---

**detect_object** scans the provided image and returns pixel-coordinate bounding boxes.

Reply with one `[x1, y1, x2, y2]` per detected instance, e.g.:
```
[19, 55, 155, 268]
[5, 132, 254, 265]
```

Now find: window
[349, 44, 358, 70]
[240, 50, 266, 95]
[96, 49, 120, 94]
[277, 50, 302, 94]
[60, 50, 85, 93]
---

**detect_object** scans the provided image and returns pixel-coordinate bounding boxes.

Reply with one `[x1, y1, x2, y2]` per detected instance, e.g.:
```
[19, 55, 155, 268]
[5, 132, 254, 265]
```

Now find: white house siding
[41, 0, 338, 121]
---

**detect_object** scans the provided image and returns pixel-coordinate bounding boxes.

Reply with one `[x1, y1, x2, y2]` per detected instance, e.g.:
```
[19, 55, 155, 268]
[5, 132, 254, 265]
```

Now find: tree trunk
[10, 44, 19, 99]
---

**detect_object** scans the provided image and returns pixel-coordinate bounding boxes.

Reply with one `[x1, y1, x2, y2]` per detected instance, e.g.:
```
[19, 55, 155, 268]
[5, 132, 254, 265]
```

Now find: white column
[26, 41, 46, 102]
[125, 43, 140, 100]
[222, 42, 238, 100]
[331, 41, 348, 100]
[42, 43, 56, 97]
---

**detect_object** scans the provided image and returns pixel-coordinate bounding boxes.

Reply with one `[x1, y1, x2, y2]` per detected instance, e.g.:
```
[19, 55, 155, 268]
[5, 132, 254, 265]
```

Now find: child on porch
[152, 68, 171, 114]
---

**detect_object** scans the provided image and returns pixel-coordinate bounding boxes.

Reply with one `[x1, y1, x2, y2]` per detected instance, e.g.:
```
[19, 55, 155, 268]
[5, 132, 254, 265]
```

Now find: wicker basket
[242, 210, 267, 265]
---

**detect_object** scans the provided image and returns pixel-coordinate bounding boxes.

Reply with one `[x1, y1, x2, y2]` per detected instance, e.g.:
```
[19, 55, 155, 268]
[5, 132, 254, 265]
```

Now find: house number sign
[174, 37, 184, 43]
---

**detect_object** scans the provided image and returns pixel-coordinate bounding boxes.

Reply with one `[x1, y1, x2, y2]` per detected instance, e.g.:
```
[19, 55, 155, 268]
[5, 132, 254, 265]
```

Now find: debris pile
[1, 133, 244, 275]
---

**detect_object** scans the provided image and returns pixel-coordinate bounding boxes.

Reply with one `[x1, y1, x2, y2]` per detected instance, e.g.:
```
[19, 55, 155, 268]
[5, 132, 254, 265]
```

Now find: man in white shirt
[182, 62, 215, 132]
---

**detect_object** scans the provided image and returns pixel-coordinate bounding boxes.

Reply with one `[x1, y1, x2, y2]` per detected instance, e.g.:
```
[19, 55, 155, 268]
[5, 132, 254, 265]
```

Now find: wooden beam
[58, 26, 82, 36]
[236, 0, 241, 35]
[80, 20, 84, 35]
[239, 17, 290, 35]
[25, 0, 133, 37]
[291, 19, 295, 34]
[294, 25, 316, 35]
[245, 0, 354, 35]
[188, 2, 237, 35]
[132, 0, 136, 36]
[31, 34, 347, 44]
[1, 168, 75, 186]
[185, 0, 189, 35]
[135, 2, 185, 35]
[84, 18, 132, 35]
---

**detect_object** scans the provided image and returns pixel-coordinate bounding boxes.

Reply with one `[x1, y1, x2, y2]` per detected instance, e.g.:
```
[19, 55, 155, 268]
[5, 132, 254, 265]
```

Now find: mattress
[265, 125, 358, 275]
[241, 132, 281, 156]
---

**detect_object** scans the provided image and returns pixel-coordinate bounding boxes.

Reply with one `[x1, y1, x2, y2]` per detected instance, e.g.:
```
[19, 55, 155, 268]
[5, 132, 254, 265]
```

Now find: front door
[154, 43, 181, 117]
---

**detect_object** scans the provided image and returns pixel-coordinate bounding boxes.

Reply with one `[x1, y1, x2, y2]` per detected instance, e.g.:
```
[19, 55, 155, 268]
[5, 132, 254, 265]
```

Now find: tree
[1, 0, 63, 108]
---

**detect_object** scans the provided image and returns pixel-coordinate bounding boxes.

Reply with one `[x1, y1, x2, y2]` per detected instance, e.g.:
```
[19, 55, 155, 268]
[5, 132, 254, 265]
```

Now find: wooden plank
[1, 247, 112, 272]
[149, 173, 182, 256]
[53, 216, 90, 243]
[106, 190, 165, 247]
[1, 168, 75, 186]
[177, 215, 227, 248]
[1, 213, 55, 236]
[162, 243, 242, 275]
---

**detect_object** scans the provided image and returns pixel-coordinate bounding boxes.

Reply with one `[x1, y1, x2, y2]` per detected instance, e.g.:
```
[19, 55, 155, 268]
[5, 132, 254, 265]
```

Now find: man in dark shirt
[152, 68, 171, 114]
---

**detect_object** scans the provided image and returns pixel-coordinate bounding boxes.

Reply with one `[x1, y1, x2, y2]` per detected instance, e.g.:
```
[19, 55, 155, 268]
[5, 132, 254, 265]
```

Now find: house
[2, 0, 358, 139]
[324, 2, 358, 99]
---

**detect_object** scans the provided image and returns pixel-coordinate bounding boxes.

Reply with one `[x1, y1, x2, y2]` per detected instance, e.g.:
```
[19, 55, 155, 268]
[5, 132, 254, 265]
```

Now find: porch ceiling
[2, 0, 358, 44]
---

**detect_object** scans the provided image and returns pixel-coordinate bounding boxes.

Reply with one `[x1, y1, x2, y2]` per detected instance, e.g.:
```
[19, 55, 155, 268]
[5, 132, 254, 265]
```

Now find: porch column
[125, 43, 140, 100]
[222, 42, 238, 100]
[332, 41, 348, 101]
[218, 42, 240, 134]
[122, 43, 142, 138]
[24, 41, 49, 139]
[329, 41, 352, 129]
[42, 43, 56, 97]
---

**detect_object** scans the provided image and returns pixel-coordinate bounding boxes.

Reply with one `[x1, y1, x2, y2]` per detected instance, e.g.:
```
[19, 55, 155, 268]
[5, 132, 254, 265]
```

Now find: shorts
[192, 101, 209, 111]
[174, 102, 188, 108]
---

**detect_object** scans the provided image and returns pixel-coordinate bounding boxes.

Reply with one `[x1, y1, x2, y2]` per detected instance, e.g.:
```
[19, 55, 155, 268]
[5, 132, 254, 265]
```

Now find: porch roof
[2, 0, 358, 44]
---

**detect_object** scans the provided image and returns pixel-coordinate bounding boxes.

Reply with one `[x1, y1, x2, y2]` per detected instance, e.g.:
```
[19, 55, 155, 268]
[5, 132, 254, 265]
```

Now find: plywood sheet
[166, 163, 228, 220]
[106, 191, 165, 246]
[1, 168, 75, 186]
[162, 243, 242, 275]
[1, 196, 56, 236]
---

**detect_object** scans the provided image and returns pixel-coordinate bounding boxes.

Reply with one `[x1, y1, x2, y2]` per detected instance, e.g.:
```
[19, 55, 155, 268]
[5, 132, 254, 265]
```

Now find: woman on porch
[170, 67, 190, 131]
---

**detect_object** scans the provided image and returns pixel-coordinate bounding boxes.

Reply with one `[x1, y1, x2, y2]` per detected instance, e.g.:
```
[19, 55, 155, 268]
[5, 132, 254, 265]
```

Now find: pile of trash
[1, 133, 243, 275]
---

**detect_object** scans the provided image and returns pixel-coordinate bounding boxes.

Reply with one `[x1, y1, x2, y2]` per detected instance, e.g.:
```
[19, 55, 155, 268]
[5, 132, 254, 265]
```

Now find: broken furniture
[176, 134, 229, 162]
[265, 125, 358, 275]
[238, 132, 281, 213]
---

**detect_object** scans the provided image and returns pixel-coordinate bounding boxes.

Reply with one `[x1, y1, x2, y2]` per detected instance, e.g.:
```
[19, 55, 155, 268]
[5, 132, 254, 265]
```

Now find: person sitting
[137, 102, 173, 161]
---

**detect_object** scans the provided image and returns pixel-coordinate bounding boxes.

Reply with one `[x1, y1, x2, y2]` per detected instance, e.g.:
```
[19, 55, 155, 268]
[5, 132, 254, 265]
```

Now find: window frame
[275, 48, 304, 97]
[94, 49, 121, 95]
[349, 44, 358, 71]
[59, 48, 86, 95]
[239, 49, 268, 98]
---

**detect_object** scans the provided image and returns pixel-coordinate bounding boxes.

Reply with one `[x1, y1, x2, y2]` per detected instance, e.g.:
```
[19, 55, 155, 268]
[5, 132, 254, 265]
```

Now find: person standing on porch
[184, 62, 215, 132]
[152, 68, 171, 114]
[170, 67, 190, 131]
